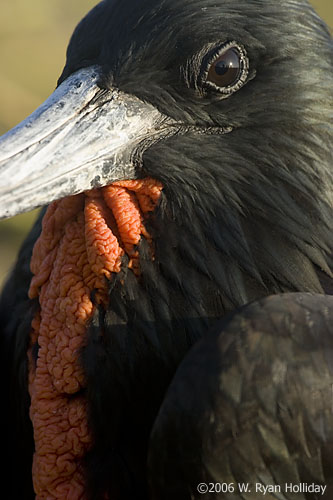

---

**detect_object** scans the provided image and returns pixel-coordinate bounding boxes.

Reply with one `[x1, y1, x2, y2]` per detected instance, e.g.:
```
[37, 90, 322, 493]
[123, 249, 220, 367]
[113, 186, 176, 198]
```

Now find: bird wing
[148, 292, 333, 500]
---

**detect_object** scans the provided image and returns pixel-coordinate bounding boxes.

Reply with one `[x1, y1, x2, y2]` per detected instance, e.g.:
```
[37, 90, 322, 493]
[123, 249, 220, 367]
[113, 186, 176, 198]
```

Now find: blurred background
[0, 0, 332, 287]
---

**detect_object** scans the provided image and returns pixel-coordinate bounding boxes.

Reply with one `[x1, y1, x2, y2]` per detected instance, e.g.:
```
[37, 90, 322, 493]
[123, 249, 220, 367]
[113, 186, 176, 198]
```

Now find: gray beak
[0, 66, 171, 220]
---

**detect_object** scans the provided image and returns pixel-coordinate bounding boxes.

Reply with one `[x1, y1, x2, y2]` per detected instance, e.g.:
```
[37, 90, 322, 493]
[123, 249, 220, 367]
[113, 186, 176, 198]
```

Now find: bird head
[0, 0, 332, 305]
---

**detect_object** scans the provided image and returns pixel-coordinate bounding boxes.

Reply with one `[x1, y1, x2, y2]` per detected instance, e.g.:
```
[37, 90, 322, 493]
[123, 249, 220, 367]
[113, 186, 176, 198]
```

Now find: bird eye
[204, 42, 249, 94]
[208, 48, 241, 87]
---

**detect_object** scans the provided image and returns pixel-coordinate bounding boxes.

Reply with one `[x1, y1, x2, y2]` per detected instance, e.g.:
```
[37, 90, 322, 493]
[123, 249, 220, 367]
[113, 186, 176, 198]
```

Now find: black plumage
[0, 0, 332, 499]
[148, 293, 333, 499]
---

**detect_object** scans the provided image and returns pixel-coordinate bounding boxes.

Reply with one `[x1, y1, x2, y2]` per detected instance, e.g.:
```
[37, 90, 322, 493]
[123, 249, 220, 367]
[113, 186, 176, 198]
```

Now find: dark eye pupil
[207, 47, 242, 88]
[215, 61, 229, 76]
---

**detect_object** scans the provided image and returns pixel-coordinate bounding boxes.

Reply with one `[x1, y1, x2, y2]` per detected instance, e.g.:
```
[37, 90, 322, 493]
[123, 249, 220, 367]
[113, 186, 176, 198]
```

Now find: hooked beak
[0, 66, 171, 220]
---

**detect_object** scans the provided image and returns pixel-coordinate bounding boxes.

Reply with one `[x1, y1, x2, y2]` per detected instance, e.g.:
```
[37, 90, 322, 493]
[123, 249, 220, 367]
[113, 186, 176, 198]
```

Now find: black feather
[148, 294, 333, 499]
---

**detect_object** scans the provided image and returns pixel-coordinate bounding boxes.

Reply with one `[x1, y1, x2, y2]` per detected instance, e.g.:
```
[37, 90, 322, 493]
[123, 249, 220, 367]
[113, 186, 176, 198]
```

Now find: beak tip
[0, 65, 167, 220]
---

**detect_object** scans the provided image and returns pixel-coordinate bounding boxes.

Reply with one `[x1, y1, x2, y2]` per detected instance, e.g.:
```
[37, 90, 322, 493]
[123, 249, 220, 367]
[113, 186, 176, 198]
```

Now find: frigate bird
[0, 0, 332, 499]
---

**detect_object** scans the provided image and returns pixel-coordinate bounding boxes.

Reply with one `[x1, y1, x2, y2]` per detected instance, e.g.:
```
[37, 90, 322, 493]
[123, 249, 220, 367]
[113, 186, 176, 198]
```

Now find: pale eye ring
[203, 41, 249, 95]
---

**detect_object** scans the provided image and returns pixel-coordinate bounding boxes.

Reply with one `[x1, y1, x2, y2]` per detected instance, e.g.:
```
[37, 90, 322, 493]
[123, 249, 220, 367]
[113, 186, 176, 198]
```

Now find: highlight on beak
[0, 66, 169, 220]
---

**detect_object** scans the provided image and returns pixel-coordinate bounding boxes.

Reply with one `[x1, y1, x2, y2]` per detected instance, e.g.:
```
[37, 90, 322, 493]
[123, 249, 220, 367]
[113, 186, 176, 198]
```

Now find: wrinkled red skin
[28, 179, 163, 499]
